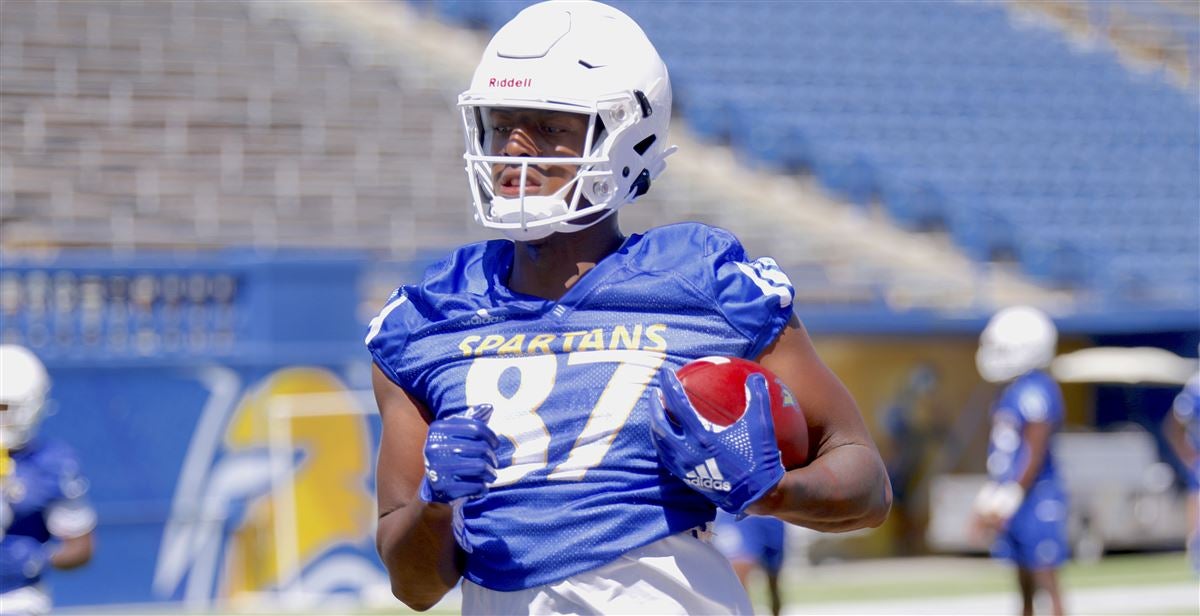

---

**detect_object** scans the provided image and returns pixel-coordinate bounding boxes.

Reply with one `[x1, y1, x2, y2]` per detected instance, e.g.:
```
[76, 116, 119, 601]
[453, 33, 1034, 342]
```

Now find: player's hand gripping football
[419, 404, 501, 504]
[650, 367, 785, 515]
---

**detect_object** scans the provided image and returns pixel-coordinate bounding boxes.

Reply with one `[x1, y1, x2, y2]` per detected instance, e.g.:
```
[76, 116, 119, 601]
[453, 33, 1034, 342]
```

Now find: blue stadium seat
[427, 0, 1199, 309]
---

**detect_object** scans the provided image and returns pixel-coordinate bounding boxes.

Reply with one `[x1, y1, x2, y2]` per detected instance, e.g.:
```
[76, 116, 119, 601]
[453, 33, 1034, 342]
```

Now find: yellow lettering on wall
[220, 368, 372, 600]
[644, 324, 668, 351]
[528, 334, 556, 355]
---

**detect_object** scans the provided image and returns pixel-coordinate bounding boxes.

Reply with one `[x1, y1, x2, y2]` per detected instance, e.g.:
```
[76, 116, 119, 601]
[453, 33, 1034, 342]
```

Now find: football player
[0, 345, 96, 615]
[367, 2, 890, 613]
[713, 510, 787, 616]
[1162, 368, 1199, 571]
[970, 307, 1068, 616]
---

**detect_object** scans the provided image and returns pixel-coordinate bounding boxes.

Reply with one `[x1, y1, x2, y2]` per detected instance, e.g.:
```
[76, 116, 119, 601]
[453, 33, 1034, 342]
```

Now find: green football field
[773, 550, 1195, 603]
[354, 551, 1197, 615]
[63, 551, 1197, 615]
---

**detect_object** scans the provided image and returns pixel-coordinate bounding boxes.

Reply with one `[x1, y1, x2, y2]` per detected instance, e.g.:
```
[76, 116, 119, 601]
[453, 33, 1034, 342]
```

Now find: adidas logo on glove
[684, 459, 731, 492]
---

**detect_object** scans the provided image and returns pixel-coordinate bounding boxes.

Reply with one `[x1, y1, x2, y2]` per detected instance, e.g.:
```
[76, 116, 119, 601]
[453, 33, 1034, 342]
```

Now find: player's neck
[508, 220, 624, 301]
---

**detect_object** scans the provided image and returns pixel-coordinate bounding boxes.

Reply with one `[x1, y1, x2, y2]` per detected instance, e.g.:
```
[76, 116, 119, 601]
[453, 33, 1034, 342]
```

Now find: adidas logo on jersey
[466, 309, 506, 326]
[685, 458, 731, 492]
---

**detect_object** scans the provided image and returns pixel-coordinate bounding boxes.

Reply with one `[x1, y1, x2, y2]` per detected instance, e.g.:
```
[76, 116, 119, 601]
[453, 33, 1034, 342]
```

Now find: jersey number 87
[464, 349, 665, 486]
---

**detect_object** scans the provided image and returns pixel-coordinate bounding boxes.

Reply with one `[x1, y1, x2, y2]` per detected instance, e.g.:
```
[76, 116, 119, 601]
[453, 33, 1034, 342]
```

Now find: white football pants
[462, 529, 752, 615]
[0, 585, 51, 616]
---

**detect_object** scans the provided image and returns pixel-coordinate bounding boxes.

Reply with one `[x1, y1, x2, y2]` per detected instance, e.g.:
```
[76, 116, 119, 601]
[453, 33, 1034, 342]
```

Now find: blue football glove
[0, 534, 48, 580]
[650, 367, 785, 516]
[419, 404, 501, 504]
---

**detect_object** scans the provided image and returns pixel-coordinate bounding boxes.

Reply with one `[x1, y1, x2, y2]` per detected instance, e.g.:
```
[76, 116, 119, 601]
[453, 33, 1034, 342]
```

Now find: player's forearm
[750, 443, 891, 531]
[1164, 419, 1198, 467]
[49, 533, 93, 570]
[1015, 457, 1041, 492]
[376, 501, 462, 611]
[1016, 422, 1053, 492]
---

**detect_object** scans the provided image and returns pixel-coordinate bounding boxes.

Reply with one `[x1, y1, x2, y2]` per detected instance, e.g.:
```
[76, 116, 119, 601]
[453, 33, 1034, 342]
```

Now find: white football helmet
[459, 0, 676, 242]
[976, 306, 1058, 383]
[0, 344, 50, 449]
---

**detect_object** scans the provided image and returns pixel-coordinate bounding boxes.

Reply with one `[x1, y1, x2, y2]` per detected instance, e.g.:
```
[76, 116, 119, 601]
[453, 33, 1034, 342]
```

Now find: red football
[674, 356, 809, 469]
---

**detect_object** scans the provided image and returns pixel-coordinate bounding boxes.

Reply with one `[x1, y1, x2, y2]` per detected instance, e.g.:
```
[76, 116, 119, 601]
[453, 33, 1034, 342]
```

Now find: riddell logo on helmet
[489, 77, 532, 88]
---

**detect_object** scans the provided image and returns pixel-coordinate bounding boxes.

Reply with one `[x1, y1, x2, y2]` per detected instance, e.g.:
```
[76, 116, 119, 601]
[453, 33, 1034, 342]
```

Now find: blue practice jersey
[986, 371, 1063, 487]
[366, 223, 794, 591]
[1, 437, 96, 593]
[986, 371, 1069, 568]
[1173, 373, 1200, 454]
[713, 510, 786, 573]
[1173, 373, 1200, 483]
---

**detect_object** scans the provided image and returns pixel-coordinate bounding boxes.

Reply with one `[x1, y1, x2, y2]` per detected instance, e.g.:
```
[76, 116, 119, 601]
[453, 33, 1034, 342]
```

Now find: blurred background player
[367, 1, 890, 613]
[0, 345, 96, 615]
[970, 307, 1069, 616]
[713, 510, 787, 616]
[1163, 369, 1199, 571]
[878, 362, 941, 556]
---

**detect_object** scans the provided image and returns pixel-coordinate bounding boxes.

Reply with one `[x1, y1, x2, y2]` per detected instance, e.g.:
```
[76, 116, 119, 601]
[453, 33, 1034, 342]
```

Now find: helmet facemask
[458, 0, 676, 243]
[461, 93, 662, 242]
[0, 345, 50, 450]
[0, 397, 47, 450]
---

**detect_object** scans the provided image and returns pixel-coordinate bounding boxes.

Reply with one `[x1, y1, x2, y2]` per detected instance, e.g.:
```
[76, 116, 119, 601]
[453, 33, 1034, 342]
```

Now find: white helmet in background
[459, 0, 676, 242]
[0, 344, 50, 449]
[976, 306, 1058, 383]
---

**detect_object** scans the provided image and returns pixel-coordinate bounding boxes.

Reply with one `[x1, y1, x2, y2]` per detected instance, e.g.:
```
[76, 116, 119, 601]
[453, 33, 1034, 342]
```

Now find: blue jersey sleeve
[1173, 375, 1199, 423]
[1007, 372, 1063, 427]
[989, 372, 1064, 485]
[36, 440, 97, 539]
[53, 448, 88, 502]
[363, 241, 503, 395]
[364, 287, 413, 390]
[1015, 383, 1052, 424]
[704, 227, 795, 359]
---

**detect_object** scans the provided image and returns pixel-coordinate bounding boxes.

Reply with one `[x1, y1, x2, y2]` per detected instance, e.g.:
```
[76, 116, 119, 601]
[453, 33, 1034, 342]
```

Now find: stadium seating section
[423, 0, 1199, 310]
[1, 0, 1196, 320]
[0, 0, 488, 258]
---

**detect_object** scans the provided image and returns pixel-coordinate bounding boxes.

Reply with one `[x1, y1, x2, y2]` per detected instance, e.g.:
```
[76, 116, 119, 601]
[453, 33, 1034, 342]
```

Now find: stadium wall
[6, 251, 1195, 607]
[5, 252, 388, 608]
